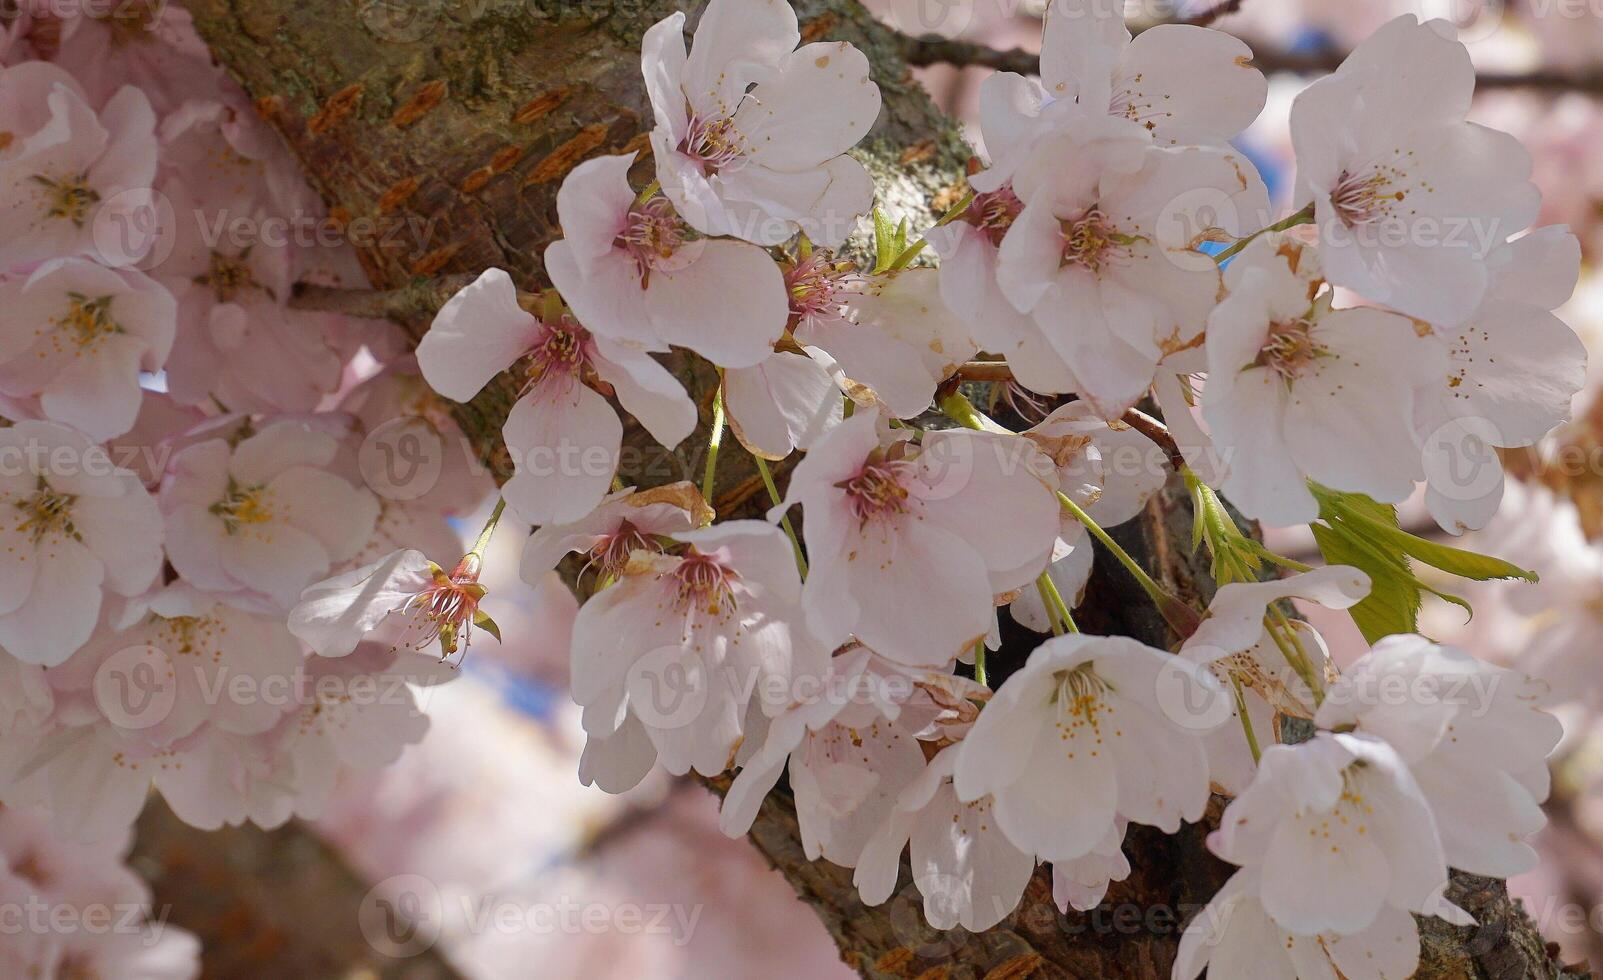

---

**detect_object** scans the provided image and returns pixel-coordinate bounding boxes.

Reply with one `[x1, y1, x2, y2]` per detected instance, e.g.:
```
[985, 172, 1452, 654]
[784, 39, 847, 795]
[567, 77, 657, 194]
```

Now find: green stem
[1036, 576, 1066, 636]
[1213, 202, 1317, 264]
[1231, 675, 1263, 764]
[755, 455, 807, 578]
[702, 386, 726, 503]
[1035, 570, 1079, 635]
[942, 390, 1196, 636]
[467, 497, 508, 561]
[973, 639, 988, 687]
[1267, 606, 1323, 706]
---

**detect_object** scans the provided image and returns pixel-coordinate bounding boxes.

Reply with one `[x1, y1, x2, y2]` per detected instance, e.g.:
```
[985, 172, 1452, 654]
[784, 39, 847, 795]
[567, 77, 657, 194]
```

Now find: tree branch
[900, 28, 1603, 95]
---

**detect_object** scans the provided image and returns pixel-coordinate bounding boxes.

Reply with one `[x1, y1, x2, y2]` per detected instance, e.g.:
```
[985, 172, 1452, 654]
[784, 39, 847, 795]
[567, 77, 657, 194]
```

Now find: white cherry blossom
[642, 0, 880, 247]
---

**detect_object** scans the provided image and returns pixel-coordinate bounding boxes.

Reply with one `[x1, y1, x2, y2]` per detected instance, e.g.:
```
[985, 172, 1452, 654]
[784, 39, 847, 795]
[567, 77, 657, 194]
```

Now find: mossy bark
[170, 1, 1585, 975]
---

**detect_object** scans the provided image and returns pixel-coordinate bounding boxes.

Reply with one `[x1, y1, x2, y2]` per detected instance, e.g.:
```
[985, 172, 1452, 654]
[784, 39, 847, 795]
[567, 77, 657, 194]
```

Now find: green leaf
[1310, 518, 1421, 643]
[872, 208, 898, 274]
[1324, 495, 1537, 583]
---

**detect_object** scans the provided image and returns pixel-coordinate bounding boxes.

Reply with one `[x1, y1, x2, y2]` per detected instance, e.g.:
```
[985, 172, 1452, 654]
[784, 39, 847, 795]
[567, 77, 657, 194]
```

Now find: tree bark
[177, 1, 1586, 976]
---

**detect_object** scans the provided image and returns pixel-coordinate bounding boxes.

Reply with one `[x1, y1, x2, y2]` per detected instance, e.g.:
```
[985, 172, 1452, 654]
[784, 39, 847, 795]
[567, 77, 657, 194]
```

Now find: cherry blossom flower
[0, 808, 201, 980]
[544, 152, 789, 370]
[775, 411, 1059, 667]
[0, 61, 158, 268]
[1289, 15, 1540, 326]
[1201, 235, 1438, 526]
[159, 416, 379, 612]
[719, 644, 983, 863]
[1315, 635, 1561, 878]
[953, 634, 1228, 861]
[24, 0, 221, 114]
[519, 481, 709, 585]
[1035, 0, 1266, 147]
[723, 350, 843, 460]
[48, 581, 304, 746]
[155, 180, 344, 414]
[0, 257, 175, 440]
[1210, 730, 1468, 936]
[1175, 867, 1422, 980]
[1413, 226, 1587, 533]
[1008, 403, 1167, 632]
[788, 260, 977, 420]
[291, 548, 501, 661]
[417, 268, 698, 526]
[996, 130, 1268, 418]
[0, 421, 162, 666]
[642, 0, 880, 248]
[856, 744, 1037, 932]
[569, 520, 827, 778]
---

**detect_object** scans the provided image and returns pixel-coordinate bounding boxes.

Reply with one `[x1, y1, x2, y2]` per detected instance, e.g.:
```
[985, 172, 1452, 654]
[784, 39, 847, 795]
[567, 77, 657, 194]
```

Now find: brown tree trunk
[176, 1, 1586, 976]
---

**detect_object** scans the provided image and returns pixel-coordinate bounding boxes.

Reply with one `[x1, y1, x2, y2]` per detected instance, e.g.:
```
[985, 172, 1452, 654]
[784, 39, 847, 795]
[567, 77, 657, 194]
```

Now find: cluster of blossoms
[398, 2, 1583, 973]
[0, 0, 499, 914]
[0, 806, 200, 977]
[0, 0, 1589, 975]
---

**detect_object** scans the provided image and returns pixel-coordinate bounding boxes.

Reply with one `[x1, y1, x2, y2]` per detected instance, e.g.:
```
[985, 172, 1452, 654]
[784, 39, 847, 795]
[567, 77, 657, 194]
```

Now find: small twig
[1182, 0, 1245, 28]
[899, 28, 1603, 95]
[289, 275, 478, 322]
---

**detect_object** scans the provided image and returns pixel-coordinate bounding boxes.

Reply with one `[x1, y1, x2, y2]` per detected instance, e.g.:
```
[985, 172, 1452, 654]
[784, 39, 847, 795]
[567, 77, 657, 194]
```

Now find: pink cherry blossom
[1210, 731, 1468, 936]
[291, 547, 501, 662]
[569, 520, 827, 778]
[995, 129, 1269, 417]
[1175, 867, 1422, 980]
[545, 152, 790, 370]
[159, 416, 379, 612]
[723, 350, 843, 460]
[1201, 235, 1439, 526]
[855, 744, 1036, 932]
[417, 267, 698, 526]
[1413, 226, 1588, 533]
[1289, 15, 1540, 326]
[776, 411, 1059, 667]
[0, 257, 175, 440]
[0, 61, 158, 268]
[520, 481, 707, 584]
[642, 0, 880, 247]
[1316, 635, 1561, 879]
[0, 420, 162, 666]
[788, 260, 977, 420]
[1052, 821, 1129, 914]
[953, 634, 1227, 862]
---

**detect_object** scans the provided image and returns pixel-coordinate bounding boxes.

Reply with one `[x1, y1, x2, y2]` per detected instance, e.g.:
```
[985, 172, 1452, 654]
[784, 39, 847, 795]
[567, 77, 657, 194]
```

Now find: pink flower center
[671, 549, 739, 616]
[1052, 666, 1111, 735]
[1060, 208, 1139, 274]
[402, 555, 489, 659]
[528, 316, 591, 387]
[1259, 318, 1324, 380]
[680, 113, 746, 173]
[587, 520, 656, 580]
[968, 185, 1023, 247]
[1330, 166, 1409, 228]
[31, 172, 99, 226]
[619, 196, 690, 275]
[15, 477, 77, 543]
[785, 252, 854, 321]
[838, 459, 917, 525]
